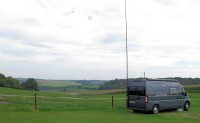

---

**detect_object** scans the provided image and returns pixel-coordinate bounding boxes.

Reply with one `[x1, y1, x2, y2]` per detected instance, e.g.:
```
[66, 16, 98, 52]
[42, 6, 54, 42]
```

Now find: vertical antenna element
[125, 0, 129, 107]
[125, 0, 128, 81]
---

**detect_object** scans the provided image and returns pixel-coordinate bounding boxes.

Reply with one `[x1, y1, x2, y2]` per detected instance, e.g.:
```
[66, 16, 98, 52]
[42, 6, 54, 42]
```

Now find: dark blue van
[127, 79, 190, 114]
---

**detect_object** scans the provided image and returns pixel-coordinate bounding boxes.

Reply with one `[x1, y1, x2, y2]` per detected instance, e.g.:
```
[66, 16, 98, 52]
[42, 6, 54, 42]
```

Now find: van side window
[177, 86, 183, 94]
[147, 86, 169, 96]
[169, 82, 183, 94]
[170, 88, 177, 94]
[146, 81, 169, 96]
[169, 86, 183, 94]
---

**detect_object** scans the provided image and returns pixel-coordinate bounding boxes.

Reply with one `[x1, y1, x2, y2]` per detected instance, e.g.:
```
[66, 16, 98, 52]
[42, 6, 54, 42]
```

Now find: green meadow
[0, 87, 200, 123]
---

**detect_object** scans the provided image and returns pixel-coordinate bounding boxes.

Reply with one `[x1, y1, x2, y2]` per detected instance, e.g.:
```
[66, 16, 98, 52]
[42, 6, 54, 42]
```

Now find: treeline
[0, 73, 20, 89]
[98, 78, 127, 90]
[98, 77, 200, 90]
[0, 73, 39, 91]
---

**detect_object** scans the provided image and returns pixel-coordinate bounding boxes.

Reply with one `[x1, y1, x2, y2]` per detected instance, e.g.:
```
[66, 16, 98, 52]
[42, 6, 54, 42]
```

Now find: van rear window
[128, 86, 145, 96]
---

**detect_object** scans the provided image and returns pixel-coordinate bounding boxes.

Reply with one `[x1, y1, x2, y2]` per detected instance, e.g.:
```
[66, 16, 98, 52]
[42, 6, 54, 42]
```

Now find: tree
[0, 78, 7, 87]
[0, 73, 20, 88]
[6, 76, 20, 89]
[0, 73, 6, 79]
[23, 78, 39, 91]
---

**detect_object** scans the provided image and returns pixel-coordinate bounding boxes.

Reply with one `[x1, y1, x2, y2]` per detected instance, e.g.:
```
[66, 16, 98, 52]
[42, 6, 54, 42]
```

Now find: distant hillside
[37, 79, 107, 86]
[99, 77, 200, 90]
[34, 79, 108, 91]
[76, 80, 108, 85]
[165, 77, 200, 85]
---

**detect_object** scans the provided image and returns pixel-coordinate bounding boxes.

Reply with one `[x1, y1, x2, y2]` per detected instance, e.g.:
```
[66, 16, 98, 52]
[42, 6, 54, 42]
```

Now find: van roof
[129, 78, 178, 82]
[146, 78, 178, 82]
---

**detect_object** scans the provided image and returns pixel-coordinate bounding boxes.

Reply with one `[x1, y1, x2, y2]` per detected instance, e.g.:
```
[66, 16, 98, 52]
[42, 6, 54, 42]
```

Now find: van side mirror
[183, 92, 188, 96]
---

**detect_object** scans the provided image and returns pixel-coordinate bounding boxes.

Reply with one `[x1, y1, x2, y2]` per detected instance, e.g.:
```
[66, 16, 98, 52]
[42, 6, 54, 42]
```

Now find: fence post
[112, 96, 114, 109]
[35, 93, 37, 111]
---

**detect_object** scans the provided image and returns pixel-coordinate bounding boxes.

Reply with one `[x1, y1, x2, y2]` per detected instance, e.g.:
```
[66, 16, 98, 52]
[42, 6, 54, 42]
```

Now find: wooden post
[34, 93, 37, 111]
[112, 96, 114, 109]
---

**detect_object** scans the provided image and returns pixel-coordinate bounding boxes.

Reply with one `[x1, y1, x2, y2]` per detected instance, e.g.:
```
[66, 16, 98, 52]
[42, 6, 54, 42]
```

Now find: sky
[1, 0, 200, 80]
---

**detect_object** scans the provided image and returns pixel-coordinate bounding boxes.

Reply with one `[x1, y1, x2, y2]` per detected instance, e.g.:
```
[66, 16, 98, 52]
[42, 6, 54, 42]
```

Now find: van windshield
[128, 86, 145, 96]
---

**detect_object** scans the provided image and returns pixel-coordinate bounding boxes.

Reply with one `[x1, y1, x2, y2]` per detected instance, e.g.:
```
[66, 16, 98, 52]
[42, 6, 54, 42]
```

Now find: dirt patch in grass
[171, 112, 200, 120]
[0, 96, 13, 104]
[181, 113, 200, 120]
[67, 93, 80, 95]
[0, 96, 4, 100]
[0, 101, 13, 104]
[82, 89, 125, 95]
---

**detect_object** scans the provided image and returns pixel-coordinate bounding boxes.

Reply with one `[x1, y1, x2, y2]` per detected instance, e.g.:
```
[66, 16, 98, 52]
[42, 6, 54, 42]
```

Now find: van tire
[184, 102, 190, 111]
[152, 105, 159, 114]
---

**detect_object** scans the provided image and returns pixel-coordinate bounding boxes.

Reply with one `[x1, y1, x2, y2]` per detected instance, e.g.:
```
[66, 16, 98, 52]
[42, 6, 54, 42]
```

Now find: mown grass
[0, 87, 200, 123]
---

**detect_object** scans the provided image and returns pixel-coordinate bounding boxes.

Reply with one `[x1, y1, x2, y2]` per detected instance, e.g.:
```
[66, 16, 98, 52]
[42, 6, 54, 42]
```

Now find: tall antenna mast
[125, 0, 129, 107]
[125, 0, 128, 81]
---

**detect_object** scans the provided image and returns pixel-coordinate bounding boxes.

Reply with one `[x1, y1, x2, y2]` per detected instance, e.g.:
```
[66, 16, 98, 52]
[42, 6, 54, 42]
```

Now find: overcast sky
[1, 0, 200, 80]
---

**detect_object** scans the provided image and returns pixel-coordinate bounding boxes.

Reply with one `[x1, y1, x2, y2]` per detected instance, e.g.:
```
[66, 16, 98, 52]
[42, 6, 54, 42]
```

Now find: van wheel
[184, 102, 190, 111]
[152, 105, 159, 114]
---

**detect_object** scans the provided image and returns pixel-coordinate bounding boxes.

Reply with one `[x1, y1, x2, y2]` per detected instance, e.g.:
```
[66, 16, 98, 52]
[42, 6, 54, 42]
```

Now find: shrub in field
[21, 78, 39, 91]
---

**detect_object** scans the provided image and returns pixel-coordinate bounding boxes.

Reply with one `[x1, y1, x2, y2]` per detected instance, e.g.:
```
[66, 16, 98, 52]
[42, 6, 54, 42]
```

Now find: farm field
[36, 79, 102, 93]
[37, 80, 81, 87]
[0, 87, 200, 123]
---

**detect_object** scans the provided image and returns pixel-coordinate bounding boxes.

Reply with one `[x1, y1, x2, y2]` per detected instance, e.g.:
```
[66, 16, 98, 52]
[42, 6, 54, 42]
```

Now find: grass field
[0, 87, 200, 123]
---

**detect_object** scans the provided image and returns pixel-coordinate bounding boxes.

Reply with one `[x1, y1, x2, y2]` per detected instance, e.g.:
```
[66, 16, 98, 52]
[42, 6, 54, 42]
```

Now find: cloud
[0, 30, 29, 41]
[155, 0, 175, 6]
[1, 0, 200, 79]
[102, 34, 125, 44]
[144, 60, 200, 78]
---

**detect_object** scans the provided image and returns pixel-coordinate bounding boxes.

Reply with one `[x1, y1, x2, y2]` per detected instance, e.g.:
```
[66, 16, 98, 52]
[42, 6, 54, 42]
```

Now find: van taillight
[145, 96, 149, 104]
